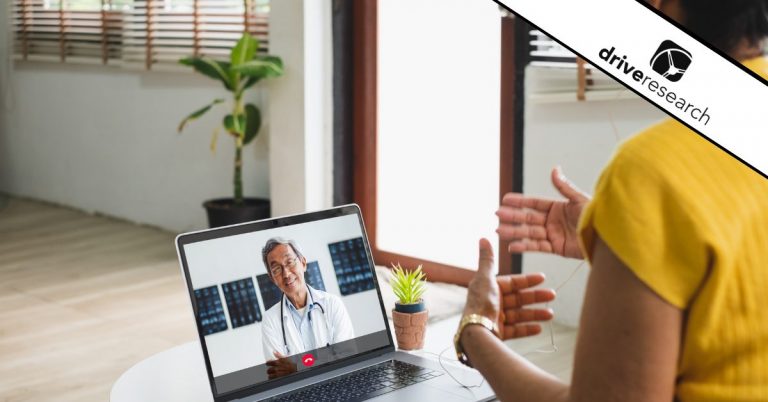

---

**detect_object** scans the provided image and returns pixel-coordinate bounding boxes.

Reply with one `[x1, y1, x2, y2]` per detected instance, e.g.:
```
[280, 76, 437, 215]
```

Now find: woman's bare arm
[569, 235, 681, 401]
[460, 235, 682, 402]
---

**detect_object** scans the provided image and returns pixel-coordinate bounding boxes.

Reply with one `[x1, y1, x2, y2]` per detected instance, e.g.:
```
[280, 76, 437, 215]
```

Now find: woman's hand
[498, 272, 556, 339]
[497, 166, 590, 260]
[464, 239, 556, 340]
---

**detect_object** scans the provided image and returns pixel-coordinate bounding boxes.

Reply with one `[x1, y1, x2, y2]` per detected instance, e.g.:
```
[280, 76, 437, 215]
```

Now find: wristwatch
[453, 313, 500, 367]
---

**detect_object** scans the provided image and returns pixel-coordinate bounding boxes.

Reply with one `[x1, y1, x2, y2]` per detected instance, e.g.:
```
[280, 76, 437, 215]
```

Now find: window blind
[528, 29, 626, 101]
[11, 0, 270, 70]
[529, 29, 576, 68]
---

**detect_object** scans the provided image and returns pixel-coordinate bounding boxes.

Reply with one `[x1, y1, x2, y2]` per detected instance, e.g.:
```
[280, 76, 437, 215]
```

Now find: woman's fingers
[501, 193, 554, 212]
[507, 239, 554, 254]
[496, 206, 547, 226]
[497, 224, 548, 240]
[502, 323, 543, 339]
[502, 288, 556, 308]
[497, 273, 546, 293]
[551, 166, 590, 203]
[503, 308, 554, 324]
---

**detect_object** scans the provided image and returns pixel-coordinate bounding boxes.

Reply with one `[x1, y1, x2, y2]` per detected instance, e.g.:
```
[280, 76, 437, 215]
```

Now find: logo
[650, 40, 692, 82]
[301, 353, 315, 367]
[598, 44, 711, 126]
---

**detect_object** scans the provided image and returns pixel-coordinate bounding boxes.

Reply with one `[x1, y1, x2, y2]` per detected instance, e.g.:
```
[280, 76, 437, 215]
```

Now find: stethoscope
[280, 284, 332, 355]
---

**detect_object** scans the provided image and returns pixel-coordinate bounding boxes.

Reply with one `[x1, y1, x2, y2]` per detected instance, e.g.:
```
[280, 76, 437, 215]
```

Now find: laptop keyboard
[266, 360, 444, 402]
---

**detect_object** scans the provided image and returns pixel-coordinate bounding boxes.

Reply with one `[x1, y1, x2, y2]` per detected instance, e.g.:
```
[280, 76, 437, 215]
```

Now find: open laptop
[175, 204, 495, 402]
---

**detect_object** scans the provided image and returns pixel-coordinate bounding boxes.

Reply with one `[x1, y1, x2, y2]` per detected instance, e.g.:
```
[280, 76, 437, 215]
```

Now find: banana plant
[178, 33, 284, 204]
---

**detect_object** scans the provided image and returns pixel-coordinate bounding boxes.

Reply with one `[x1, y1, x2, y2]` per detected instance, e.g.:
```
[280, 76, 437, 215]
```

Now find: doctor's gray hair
[262, 237, 305, 277]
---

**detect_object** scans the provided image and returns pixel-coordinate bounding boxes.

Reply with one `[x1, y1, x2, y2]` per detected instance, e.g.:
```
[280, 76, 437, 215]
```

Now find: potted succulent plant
[178, 32, 284, 228]
[390, 263, 428, 350]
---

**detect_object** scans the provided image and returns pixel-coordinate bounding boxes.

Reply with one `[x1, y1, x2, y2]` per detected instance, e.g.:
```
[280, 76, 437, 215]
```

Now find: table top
[110, 316, 464, 402]
[111, 341, 214, 402]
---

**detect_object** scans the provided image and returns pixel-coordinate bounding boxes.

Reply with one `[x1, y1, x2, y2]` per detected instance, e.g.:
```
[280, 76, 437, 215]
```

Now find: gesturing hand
[497, 272, 555, 339]
[497, 166, 590, 259]
[463, 239, 556, 340]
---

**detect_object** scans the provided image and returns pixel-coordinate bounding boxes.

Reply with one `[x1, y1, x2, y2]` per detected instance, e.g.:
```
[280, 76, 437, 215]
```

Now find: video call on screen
[183, 213, 391, 395]
[192, 237, 374, 333]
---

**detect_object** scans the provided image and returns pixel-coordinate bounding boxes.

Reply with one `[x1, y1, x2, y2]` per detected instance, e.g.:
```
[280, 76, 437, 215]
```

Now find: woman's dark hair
[679, 0, 768, 54]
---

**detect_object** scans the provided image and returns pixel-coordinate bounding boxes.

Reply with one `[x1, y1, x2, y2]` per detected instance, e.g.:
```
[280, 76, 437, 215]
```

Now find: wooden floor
[0, 197, 198, 401]
[0, 197, 577, 401]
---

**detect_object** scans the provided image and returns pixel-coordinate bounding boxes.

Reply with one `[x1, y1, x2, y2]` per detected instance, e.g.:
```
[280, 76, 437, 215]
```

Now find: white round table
[110, 342, 213, 402]
[110, 317, 465, 402]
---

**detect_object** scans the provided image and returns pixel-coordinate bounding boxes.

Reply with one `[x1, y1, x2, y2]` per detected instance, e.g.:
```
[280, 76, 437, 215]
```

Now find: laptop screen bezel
[175, 204, 396, 402]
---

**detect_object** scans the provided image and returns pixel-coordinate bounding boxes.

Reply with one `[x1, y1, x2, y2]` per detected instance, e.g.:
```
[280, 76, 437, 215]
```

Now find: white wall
[0, 61, 270, 232]
[0, 1, 335, 232]
[522, 69, 666, 327]
[183, 214, 387, 377]
[268, 0, 334, 217]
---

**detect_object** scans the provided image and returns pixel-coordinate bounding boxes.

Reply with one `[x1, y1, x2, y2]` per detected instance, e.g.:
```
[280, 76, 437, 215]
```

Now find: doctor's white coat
[261, 286, 355, 358]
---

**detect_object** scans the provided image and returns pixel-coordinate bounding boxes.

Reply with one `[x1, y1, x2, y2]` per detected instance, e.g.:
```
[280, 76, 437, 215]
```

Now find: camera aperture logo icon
[650, 40, 692, 82]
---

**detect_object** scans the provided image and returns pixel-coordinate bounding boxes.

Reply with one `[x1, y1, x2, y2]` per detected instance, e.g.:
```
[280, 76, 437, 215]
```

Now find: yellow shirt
[578, 57, 768, 402]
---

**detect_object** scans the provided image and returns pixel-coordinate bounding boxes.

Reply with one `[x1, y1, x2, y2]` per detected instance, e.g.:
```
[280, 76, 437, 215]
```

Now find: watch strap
[453, 313, 499, 367]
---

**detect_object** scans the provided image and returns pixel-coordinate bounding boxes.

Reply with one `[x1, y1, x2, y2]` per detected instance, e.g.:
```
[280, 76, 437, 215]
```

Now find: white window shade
[378, 0, 501, 271]
[11, 0, 270, 70]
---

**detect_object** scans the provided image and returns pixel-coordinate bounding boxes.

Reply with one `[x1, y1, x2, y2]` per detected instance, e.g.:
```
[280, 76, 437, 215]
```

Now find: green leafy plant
[390, 263, 427, 305]
[178, 32, 284, 204]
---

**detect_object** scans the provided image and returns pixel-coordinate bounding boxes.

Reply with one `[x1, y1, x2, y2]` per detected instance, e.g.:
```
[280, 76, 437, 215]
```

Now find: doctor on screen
[261, 237, 355, 360]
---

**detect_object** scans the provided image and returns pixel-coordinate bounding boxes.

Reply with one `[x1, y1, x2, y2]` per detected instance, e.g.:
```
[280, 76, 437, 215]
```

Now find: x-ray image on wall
[304, 261, 326, 292]
[194, 285, 228, 336]
[221, 278, 262, 329]
[256, 274, 281, 311]
[329, 237, 375, 296]
[257, 261, 325, 311]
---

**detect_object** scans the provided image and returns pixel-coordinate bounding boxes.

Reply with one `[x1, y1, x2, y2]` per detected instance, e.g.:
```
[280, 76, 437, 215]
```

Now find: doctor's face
[267, 244, 307, 296]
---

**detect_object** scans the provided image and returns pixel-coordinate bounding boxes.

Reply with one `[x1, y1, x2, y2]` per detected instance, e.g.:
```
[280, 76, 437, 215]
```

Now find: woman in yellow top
[457, 0, 768, 401]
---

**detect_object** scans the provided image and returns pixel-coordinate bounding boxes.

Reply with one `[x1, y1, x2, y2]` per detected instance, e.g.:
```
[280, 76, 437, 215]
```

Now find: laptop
[175, 204, 495, 402]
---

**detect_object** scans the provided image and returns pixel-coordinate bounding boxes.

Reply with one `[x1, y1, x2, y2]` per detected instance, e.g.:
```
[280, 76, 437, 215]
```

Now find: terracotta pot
[392, 309, 428, 350]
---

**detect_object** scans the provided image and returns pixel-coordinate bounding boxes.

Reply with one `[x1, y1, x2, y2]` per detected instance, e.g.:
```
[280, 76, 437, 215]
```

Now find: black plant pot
[203, 197, 271, 228]
[394, 299, 426, 314]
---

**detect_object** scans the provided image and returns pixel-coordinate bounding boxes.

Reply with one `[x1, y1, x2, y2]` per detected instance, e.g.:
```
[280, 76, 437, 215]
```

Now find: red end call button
[302, 353, 315, 367]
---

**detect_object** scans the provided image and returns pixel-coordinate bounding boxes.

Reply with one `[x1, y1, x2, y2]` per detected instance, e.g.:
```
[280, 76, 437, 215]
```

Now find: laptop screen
[176, 206, 392, 399]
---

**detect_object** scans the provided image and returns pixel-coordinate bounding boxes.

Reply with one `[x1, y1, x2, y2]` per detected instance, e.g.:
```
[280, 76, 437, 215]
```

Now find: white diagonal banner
[497, 0, 768, 177]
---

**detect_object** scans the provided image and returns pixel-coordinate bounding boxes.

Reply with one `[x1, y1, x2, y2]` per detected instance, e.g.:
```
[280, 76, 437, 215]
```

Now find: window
[377, 0, 501, 272]
[527, 29, 625, 101]
[11, 0, 270, 69]
[351, 0, 520, 284]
